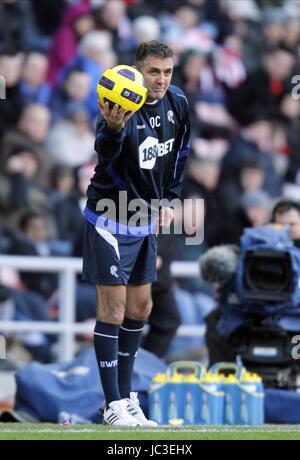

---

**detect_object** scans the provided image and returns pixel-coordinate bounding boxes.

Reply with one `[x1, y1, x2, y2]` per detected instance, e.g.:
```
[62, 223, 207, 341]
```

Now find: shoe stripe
[107, 413, 119, 422]
[128, 408, 138, 415]
[108, 414, 120, 422]
[127, 402, 151, 423]
[110, 416, 120, 424]
[128, 409, 139, 416]
[107, 414, 119, 424]
[127, 404, 138, 413]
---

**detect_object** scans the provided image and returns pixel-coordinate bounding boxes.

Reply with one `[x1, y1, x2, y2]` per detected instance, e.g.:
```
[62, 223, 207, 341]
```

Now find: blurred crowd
[0, 0, 299, 365]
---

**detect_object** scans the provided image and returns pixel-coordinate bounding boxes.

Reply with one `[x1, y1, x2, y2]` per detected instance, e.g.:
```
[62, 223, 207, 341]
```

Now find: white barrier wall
[0, 256, 203, 361]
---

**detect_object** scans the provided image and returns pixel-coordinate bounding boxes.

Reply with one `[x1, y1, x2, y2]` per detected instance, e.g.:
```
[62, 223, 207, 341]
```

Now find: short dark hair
[134, 41, 174, 67]
[19, 210, 44, 232]
[271, 199, 300, 221]
[263, 45, 295, 57]
[240, 158, 263, 171]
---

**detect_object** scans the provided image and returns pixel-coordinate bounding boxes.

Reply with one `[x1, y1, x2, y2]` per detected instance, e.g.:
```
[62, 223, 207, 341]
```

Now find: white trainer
[103, 399, 142, 426]
[126, 392, 158, 426]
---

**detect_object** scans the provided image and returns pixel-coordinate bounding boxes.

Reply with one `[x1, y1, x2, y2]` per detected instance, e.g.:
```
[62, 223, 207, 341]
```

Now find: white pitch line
[0, 428, 100, 433]
[0, 427, 300, 434]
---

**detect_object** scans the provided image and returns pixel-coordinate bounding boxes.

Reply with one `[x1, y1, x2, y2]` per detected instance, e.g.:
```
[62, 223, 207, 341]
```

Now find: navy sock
[118, 317, 145, 399]
[94, 321, 120, 406]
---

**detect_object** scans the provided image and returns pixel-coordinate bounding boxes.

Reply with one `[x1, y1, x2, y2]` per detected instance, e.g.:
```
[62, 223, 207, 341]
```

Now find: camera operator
[203, 198, 300, 365]
[272, 199, 300, 243]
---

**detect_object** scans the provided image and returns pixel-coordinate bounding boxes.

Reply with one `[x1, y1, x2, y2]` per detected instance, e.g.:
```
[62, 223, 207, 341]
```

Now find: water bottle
[168, 390, 178, 421]
[225, 391, 234, 425]
[166, 361, 206, 425]
[239, 371, 264, 425]
[148, 373, 168, 424]
[201, 392, 209, 424]
[240, 392, 248, 424]
[151, 392, 162, 424]
[209, 362, 243, 424]
[200, 373, 224, 425]
[223, 374, 240, 424]
[184, 391, 194, 425]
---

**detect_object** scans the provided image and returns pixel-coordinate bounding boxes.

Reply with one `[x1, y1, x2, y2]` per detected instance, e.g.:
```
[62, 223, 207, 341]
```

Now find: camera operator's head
[272, 199, 300, 241]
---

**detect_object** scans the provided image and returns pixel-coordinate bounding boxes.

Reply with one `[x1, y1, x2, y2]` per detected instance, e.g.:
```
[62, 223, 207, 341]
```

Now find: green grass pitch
[0, 424, 300, 440]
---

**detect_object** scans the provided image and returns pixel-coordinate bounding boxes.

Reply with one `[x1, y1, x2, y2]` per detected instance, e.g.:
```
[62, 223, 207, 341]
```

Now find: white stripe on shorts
[94, 220, 120, 260]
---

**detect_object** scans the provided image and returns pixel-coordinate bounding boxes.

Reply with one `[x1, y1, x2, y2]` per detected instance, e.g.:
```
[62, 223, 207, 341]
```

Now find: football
[97, 65, 147, 113]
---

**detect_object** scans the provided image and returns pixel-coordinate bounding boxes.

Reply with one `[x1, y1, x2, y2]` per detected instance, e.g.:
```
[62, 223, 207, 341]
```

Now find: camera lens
[244, 250, 292, 301]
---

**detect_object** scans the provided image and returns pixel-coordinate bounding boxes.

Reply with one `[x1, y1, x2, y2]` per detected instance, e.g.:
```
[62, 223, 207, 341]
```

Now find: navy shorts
[82, 220, 157, 285]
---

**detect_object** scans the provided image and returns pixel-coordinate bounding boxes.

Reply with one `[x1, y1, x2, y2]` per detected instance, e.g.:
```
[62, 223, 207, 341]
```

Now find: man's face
[25, 217, 47, 242]
[19, 106, 50, 143]
[65, 71, 91, 101]
[138, 56, 173, 102]
[246, 120, 272, 153]
[275, 209, 300, 240]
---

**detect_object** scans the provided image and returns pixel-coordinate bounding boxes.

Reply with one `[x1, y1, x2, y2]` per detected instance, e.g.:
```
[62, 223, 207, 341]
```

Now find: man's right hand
[100, 102, 134, 133]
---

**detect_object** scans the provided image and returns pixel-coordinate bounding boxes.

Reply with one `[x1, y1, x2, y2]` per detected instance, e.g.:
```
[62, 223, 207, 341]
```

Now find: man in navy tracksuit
[82, 41, 190, 426]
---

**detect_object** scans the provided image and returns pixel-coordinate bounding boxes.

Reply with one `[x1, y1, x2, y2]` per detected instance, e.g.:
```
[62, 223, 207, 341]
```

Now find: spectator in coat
[47, 102, 95, 168]
[47, 3, 95, 86]
[0, 103, 52, 188]
[20, 52, 51, 106]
